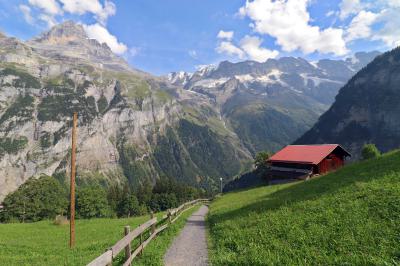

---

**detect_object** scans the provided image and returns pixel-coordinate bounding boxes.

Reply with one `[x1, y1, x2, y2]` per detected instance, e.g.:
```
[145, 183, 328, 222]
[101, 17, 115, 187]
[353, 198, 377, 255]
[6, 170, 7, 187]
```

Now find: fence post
[150, 212, 156, 234]
[140, 233, 143, 256]
[124, 226, 131, 266]
[106, 248, 112, 266]
[168, 210, 172, 224]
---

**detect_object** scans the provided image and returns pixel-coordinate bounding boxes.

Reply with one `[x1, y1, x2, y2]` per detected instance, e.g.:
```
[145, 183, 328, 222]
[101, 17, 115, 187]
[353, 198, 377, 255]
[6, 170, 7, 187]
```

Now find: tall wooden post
[70, 112, 77, 248]
[124, 226, 131, 265]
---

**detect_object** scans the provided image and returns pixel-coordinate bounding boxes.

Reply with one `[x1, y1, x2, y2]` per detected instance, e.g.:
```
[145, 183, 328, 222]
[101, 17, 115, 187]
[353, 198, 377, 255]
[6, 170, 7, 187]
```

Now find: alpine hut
[267, 144, 351, 180]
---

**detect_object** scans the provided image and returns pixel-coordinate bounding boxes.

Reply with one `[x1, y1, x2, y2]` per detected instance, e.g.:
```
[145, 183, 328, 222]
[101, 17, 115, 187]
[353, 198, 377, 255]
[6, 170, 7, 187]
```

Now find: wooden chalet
[267, 144, 351, 181]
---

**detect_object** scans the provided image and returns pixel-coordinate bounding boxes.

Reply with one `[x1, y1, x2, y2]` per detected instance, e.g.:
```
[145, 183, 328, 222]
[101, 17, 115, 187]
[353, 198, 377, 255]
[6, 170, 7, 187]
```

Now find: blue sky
[0, 0, 398, 75]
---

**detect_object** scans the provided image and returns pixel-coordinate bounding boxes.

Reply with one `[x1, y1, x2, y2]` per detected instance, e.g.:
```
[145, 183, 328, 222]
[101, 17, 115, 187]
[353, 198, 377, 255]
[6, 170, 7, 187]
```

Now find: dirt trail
[163, 205, 209, 266]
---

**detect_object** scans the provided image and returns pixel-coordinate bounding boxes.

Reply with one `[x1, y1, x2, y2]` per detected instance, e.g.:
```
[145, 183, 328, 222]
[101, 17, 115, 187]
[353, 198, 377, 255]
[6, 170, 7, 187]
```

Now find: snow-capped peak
[195, 64, 217, 77]
[167, 71, 192, 86]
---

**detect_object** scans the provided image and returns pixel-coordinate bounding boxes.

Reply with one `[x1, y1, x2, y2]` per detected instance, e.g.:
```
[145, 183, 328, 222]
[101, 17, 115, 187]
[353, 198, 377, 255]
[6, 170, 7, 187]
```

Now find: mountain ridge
[295, 47, 400, 157]
[166, 51, 380, 153]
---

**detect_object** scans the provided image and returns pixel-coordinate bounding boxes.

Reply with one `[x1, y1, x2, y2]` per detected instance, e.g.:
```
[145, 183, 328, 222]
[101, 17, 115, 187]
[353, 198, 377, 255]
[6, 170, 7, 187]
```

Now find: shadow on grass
[209, 150, 400, 224]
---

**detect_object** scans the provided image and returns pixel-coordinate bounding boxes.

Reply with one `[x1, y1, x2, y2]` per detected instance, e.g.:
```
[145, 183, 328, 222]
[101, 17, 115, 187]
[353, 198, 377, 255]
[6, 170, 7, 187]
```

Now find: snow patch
[193, 77, 230, 88]
[300, 73, 344, 87]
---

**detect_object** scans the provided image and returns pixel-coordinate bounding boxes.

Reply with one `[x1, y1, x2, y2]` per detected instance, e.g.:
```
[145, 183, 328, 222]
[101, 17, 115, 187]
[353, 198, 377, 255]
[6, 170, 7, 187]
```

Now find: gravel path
[163, 205, 209, 266]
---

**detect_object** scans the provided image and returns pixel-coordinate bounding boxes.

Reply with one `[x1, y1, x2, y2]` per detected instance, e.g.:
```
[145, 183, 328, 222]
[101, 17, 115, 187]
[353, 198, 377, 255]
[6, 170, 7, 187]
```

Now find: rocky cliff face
[167, 52, 379, 154]
[0, 22, 251, 201]
[296, 47, 400, 158]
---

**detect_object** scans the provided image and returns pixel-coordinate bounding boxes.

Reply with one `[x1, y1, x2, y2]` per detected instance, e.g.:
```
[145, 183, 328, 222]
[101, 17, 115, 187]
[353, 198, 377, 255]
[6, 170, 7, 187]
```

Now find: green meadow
[208, 151, 400, 265]
[0, 206, 200, 265]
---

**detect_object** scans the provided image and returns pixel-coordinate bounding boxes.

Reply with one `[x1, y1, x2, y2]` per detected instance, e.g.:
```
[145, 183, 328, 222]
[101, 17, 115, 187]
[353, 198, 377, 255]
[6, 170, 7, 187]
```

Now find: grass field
[0, 205, 200, 265]
[208, 151, 400, 265]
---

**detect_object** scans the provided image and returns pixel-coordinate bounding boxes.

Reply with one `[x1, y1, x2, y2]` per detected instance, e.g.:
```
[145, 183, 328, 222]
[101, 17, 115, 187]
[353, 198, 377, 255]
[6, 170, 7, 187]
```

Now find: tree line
[0, 176, 205, 223]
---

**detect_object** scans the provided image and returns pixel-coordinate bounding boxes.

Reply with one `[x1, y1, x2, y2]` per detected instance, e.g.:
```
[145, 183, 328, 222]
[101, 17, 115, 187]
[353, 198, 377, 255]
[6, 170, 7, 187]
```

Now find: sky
[0, 0, 398, 75]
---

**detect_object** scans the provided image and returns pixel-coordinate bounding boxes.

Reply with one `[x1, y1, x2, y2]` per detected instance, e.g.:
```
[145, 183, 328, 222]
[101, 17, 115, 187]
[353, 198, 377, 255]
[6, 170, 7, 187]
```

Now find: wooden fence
[87, 198, 210, 266]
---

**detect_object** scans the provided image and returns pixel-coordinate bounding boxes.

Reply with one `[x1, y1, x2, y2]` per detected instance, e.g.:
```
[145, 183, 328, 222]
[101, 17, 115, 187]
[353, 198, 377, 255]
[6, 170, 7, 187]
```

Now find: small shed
[267, 144, 351, 180]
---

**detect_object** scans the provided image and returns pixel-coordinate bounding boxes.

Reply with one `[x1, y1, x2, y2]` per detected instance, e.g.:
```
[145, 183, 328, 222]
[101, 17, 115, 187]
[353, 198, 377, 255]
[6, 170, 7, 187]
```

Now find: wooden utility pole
[70, 112, 78, 248]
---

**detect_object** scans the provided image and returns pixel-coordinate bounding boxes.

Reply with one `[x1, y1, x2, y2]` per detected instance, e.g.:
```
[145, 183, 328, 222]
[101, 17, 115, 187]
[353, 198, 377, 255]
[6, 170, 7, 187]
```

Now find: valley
[0, 1, 400, 265]
[0, 21, 380, 199]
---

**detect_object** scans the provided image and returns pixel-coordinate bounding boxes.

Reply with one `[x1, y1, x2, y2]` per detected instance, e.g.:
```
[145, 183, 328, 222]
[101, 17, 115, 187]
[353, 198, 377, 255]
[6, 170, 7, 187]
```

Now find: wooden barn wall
[318, 154, 344, 174]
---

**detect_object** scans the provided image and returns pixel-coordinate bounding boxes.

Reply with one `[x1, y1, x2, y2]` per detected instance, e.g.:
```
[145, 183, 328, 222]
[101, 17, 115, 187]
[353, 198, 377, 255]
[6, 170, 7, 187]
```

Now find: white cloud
[39, 13, 57, 27]
[336, 0, 400, 48]
[20, 3, 57, 28]
[60, 0, 102, 14]
[59, 0, 115, 25]
[239, 0, 348, 56]
[240, 35, 279, 62]
[339, 0, 363, 20]
[19, 4, 34, 25]
[216, 34, 278, 62]
[326, 10, 336, 17]
[83, 23, 127, 54]
[387, 0, 400, 8]
[28, 0, 62, 15]
[346, 10, 379, 41]
[216, 41, 245, 59]
[373, 8, 400, 48]
[188, 50, 198, 59]
[96, 1, 116, 25]
[129, 47, 140, 57]
[217, 30, 234, 40]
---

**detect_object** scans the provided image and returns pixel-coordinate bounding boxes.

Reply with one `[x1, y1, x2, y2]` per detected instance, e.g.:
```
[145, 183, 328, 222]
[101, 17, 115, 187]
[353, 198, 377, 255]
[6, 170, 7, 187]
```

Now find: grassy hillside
[0, 206, 199, 265]
[208, 151, 400, 265]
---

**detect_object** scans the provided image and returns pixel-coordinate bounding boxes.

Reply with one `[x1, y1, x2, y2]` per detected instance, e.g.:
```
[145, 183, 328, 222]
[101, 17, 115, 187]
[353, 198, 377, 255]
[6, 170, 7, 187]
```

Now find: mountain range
[0, 21, 379, 200]
[167, 51, 379, 153]
[296, 47, 400, 158]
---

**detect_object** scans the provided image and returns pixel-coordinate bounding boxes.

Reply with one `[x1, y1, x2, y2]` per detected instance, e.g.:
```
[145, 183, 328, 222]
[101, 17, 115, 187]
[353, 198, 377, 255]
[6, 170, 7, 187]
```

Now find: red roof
[268, 144, 350, 165]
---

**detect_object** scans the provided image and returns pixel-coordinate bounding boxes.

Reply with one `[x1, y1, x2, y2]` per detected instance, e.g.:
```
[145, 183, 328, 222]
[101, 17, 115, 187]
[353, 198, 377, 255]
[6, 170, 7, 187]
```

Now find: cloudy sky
[0, 0, 398, 75]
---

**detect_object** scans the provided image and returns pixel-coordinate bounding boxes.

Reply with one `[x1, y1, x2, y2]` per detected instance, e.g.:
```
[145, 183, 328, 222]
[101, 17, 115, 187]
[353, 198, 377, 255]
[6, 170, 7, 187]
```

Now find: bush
[254, 151, 271, 169]
[361, 144, 381, 160]
[254, 151, 271, 178]
[117, 192, 143, 217]
[76, 186, 111, 219]
[0, 176, 68, 222]
[149, 193, 178, 212]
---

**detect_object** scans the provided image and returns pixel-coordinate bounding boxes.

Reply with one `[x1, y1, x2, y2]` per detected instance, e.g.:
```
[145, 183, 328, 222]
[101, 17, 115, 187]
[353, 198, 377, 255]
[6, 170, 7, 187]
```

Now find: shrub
[254, 151, 271, 169]
[0, 176, 68, 222]
[117, 193, 143, 217]
[254, 151, 271, 178]
[76, 186, 111, 219]
[149, 193, 178, 212]
[361, 143, 381, 160]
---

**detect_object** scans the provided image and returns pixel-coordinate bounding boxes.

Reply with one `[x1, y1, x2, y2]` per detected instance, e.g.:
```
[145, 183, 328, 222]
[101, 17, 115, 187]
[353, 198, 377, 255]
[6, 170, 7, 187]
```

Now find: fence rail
[87, 198, 210, 266]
